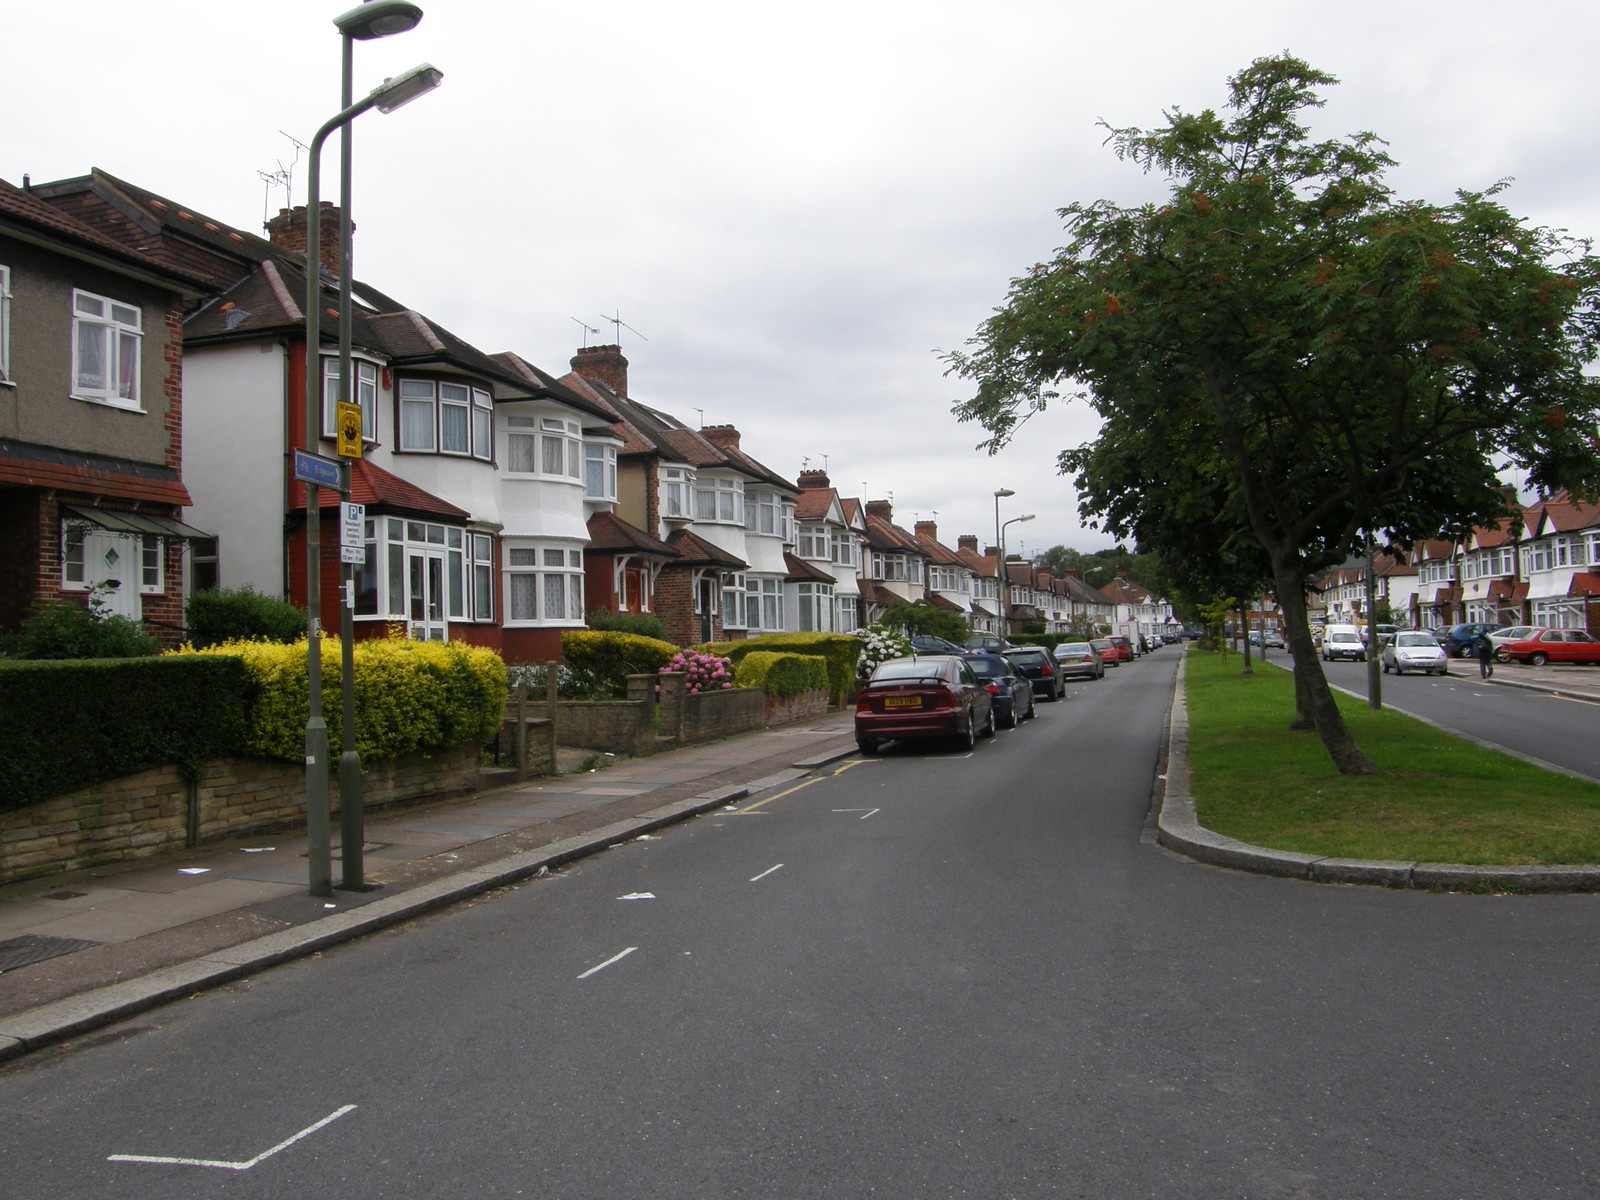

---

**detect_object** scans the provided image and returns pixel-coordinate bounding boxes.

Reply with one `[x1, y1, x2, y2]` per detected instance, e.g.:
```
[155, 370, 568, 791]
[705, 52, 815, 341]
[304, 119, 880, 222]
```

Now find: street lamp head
[335, 0, 424, 40]
[994, 488, 1015, 499]
[1019, 513, 1036, 523]
[372, 63, 443, 113]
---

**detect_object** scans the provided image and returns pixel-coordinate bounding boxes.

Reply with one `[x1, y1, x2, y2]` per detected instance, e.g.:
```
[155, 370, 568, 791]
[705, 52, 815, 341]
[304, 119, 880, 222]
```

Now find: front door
[406, 549, 447, 641]
[83, 530, 141, 620]
[698, 575, 717, 643]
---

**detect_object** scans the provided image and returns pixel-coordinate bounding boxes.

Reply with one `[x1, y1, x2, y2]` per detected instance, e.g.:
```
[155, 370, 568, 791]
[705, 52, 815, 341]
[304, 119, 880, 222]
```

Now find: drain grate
[0, 934, 101, 973]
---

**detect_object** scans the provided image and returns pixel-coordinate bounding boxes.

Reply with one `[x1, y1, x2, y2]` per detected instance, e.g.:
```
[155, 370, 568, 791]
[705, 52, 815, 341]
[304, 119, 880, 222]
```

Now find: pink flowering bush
[661, 649, 735, 694]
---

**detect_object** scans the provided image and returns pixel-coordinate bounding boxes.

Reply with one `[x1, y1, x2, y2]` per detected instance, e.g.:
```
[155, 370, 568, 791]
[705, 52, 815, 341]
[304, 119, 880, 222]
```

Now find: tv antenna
[693, 407, 705, 428]
[258, 133, 305, 225]
[571, 317, 600, 347]
[601, 310, 648, 346]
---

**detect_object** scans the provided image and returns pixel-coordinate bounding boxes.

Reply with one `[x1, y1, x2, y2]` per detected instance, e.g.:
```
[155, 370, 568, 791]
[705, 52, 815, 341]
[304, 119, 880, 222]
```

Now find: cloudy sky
[7, 1, 1599, 558]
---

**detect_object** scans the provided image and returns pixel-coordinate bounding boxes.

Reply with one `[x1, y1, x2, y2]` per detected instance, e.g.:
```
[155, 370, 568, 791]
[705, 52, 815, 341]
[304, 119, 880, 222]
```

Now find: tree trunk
[1274, 564, 1379, 775]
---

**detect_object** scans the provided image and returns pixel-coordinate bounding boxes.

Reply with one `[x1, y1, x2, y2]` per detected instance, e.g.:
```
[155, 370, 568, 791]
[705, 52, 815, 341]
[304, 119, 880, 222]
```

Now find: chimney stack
[866, 499, 893, 520]
[265, 202, 345, 277]
[570, 344, 629, 398]
[797, 469, 831, 490]
[701, 424, 741, 452]
[957, 534, 978, 554]
[914, 520, 938, 541]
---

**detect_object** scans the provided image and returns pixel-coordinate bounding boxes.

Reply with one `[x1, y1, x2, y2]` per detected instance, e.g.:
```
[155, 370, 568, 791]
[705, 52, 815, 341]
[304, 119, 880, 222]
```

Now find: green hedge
[178, 638, 507, 763]
[733, 651, 829, 699]
[0, 656, 251, 811]
[561, 630, 680, 697]
[185, 586, 305, 647]
[700, 633, 861, 704]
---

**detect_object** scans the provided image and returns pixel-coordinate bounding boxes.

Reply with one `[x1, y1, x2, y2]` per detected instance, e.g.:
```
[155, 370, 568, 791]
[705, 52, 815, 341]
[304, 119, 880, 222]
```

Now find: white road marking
[578, 947, 637, 979]
[108, 1104, 356, 1171]
[616, 892, 656, 900]
[832, 808, 880, 820]
[749, 864, 785, 883]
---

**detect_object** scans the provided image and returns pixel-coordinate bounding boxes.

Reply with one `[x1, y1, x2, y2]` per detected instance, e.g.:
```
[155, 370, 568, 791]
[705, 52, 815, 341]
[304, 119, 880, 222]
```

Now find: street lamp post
[331, 1, 426, 893]
[301, 58, 441, 897]
[993, 489, 1014, 638]
[999, 512, 1036, 640]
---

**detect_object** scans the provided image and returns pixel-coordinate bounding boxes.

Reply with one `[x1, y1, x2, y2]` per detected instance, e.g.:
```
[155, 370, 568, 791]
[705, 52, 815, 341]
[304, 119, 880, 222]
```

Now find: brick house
[0, 176, 212, 645]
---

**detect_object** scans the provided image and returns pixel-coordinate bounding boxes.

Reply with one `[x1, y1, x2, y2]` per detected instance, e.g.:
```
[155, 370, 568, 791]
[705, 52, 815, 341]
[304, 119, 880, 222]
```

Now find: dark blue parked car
[964, 653, 1035, 728]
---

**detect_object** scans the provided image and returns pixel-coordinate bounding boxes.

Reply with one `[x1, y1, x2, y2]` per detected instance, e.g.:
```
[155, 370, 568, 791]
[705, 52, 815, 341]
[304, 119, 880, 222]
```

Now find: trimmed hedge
[185, 586, 305, 647]
[0, 656, 251, 811]
[700, 633, 861, 704]
[174, 638, 507, 763]
[561, 630, 680, 697]
[733, 651, 829, 699]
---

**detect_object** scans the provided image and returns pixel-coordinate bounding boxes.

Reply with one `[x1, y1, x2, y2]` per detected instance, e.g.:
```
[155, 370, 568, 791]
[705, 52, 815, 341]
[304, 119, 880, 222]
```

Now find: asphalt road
[4, 652, 1600, 1199]
[1297, 654, 1600, 781]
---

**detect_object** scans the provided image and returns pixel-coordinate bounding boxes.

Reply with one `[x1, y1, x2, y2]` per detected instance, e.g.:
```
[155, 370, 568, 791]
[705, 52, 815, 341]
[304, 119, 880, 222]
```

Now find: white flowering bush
[854, 624, 912, 677]
[661, 648, 735, 694]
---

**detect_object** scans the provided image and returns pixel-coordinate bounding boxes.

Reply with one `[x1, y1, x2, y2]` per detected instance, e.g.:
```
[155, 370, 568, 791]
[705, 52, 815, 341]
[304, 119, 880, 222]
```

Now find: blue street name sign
[293, 448, 343, 490]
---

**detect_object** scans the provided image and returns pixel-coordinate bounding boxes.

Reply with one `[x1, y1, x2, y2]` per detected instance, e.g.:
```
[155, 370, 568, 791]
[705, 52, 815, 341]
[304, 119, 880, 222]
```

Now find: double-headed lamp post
[999, 511, 1036, 640]
[302, 57, 441, 898]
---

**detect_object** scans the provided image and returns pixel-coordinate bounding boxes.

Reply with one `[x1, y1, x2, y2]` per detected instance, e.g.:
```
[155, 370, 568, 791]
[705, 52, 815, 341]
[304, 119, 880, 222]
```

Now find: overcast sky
[8, 1, 1599, 558]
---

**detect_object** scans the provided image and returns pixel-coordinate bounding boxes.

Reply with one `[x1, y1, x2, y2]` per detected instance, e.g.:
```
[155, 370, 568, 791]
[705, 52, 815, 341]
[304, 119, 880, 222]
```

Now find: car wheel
[955, 710, 978, 751]
[1382, 660, 1390, 674]
[1530, 651, 1549, 666]
[1000, 701, 1018, 730]
[856, 738, 879, 756]
[1494, 648, 1510, 663]
[981, 705, 997, 738]
[1022, 693, 1036, 720]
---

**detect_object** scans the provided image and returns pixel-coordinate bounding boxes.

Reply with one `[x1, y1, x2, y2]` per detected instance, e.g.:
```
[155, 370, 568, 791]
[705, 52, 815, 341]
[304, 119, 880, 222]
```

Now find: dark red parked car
[1494, 628, 1600, 666]
[855, 655, 995, 754]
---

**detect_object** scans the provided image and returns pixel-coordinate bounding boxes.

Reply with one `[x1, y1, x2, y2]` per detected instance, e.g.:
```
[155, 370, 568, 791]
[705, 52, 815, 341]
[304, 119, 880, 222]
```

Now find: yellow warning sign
[336, 402, 364, 459]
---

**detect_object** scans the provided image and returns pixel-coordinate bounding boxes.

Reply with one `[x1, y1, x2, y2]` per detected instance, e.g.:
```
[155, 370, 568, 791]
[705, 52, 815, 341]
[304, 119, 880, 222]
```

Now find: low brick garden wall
[0, 743, 481, 886]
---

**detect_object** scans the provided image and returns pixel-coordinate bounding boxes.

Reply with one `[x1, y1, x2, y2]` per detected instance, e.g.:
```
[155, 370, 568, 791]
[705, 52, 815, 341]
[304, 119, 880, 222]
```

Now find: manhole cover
[0, 934, 101, 973]
[43, 889, 87, 901]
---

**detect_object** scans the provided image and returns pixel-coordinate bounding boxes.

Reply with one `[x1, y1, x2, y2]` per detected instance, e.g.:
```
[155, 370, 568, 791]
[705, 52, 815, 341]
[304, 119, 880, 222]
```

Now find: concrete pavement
[0, 712, 859, 1062]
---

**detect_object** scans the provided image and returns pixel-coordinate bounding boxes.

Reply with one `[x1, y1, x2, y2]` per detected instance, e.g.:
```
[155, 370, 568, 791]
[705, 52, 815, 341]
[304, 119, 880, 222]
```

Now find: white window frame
[321, 355, 379, 441]
[504, 541, 586, 626]
[747, 575, 783, 631]
[584, 442, 618, 501]
[71, 288, 142, 409]
[662, 467, 694, 519]
[721, 571, 748, 630]
[352, 518, 488, 627]
[398, 377, 496, 459]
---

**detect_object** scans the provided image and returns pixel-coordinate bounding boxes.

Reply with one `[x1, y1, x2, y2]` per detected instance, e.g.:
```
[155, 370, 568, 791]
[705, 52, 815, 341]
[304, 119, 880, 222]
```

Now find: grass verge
[1185, 649, 1600, 865]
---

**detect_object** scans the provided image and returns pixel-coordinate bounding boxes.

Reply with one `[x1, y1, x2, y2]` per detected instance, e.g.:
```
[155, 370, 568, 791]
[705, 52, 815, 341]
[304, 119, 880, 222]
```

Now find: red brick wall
[655, 566, 696, 646]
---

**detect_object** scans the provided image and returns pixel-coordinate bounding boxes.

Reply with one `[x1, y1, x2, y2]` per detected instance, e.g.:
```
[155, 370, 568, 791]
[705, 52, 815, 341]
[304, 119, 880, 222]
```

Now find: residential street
[4, 654, 1600, 1199]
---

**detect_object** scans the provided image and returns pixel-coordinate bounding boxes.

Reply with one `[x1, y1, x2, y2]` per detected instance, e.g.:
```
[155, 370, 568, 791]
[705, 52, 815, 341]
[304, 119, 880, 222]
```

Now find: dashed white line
[578, 947, 638, 979]
[749, 864, 785, 883]
[832, 808, 880, 820]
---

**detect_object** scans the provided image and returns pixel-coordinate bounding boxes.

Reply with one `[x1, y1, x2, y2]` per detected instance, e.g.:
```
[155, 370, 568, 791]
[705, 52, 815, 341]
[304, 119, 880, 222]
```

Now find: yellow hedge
[171, 637, 507, 763]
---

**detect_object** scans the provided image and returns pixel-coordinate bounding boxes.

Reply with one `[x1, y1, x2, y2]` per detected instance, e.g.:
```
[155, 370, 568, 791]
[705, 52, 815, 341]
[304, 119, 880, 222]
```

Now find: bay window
[505, 542, 586, 624]
[352, 518, 494, 634]
[799, 525, 829, 560]
[722, 572, 748, 629]
[745, 491, 780, 535]
[507, 415, 582, 479]
[662, 467, 694, 519]
[747, 576, 783, 630]
[695, 475, 743, 522]
[797, 582, 834, 632]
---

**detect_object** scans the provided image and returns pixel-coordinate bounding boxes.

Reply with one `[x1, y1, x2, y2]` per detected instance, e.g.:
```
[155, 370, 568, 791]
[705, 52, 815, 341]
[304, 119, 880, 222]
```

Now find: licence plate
[883, 696, 920, 708]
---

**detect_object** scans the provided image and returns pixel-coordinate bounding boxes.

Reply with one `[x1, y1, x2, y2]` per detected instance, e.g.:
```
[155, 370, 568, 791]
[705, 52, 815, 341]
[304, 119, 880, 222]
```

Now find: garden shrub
[560, 630, 679, 698]
[7, 594, 159, 659]
[734, 651, 829, 698]
[853, 625, 912, 678]
[699, 633, 862, 703]
[173, 637, 507, 763]
[185, 586, 306, 647]
[586, 607, 669, 641]
[661, 648, 735, 693]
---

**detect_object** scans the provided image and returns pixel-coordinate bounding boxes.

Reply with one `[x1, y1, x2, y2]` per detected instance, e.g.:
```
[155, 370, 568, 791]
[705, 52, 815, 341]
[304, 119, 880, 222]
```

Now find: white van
[1320, 624, 1366, 662]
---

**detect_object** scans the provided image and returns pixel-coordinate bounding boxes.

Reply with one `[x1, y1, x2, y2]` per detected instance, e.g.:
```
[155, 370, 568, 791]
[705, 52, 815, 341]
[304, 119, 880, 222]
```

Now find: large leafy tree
[947, 55, 1600, 775]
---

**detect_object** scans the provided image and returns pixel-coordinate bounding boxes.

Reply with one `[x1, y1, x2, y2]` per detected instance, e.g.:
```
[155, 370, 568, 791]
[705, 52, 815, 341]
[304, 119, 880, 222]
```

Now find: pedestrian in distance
[1474, 632, 1495, 679]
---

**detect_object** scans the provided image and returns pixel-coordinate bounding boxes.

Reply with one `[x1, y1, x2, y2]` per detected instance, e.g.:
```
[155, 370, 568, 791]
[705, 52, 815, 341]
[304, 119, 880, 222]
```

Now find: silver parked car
[1052, 641, 1105, 680]
[1381, 631, 1449, 676]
